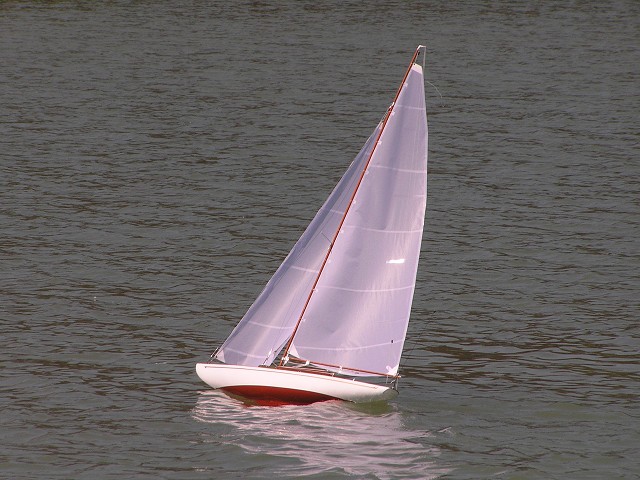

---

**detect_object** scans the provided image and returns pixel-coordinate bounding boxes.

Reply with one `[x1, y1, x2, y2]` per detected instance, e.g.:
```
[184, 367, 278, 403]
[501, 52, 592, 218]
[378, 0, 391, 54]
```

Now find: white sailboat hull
[196, 363, 398, 405]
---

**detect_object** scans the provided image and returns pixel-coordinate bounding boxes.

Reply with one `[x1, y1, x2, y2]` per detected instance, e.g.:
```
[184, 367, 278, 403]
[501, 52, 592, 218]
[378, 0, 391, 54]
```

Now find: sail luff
[278, 47, 426, 366]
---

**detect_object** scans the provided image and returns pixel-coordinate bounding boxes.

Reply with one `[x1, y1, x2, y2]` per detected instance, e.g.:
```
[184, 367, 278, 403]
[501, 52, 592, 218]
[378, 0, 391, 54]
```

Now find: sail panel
[291, 65, 428, 376]
[215, 124, 382, 366]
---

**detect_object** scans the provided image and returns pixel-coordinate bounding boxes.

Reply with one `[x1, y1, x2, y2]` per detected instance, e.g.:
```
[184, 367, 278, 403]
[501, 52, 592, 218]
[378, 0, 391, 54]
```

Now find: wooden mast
[278, 46, 425, 374]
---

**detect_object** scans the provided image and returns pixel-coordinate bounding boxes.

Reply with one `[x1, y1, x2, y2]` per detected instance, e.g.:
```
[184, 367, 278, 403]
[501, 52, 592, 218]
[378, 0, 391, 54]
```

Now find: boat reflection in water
[192, 391, 449, 479]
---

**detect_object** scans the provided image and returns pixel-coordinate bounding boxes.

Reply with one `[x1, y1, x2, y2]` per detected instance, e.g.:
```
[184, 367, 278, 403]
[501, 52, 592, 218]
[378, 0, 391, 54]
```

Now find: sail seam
[319, 206, 346, 215]
[393, 104, 424, 110]
[290, 265, 320, 273]
[342, 225, 424, 234]
[369, 164, 427, 174]
[246, 320, 291, 329]
[318, 284, 414, 293]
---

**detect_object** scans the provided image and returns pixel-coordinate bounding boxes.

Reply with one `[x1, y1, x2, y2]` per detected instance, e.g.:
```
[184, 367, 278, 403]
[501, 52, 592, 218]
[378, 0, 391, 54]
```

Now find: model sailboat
[197, 46, 428, 404]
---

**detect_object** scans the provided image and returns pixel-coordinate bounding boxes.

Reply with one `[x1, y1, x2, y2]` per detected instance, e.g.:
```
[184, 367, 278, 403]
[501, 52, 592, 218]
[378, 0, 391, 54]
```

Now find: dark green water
[2, 1, 638, 478]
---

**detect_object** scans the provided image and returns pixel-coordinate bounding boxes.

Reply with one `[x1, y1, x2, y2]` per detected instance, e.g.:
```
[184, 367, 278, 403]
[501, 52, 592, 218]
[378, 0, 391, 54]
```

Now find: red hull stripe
[222, 385, 338, 405]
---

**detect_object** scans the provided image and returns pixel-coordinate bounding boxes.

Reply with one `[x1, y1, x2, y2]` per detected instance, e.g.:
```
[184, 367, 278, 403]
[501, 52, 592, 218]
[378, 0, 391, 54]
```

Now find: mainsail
[215, 58, 428, 377]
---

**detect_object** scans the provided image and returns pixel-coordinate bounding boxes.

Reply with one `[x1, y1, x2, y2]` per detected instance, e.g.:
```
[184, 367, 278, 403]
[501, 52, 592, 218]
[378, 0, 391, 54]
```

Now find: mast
[278, 46, 426, 371]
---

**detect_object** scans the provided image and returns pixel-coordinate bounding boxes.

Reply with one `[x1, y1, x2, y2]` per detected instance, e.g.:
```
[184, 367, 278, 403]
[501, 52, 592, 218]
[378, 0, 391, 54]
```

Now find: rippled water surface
[2, 1, 639, 479]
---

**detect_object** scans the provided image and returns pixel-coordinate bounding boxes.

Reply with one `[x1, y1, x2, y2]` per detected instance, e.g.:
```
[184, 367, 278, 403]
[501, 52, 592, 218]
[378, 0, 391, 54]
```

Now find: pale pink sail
[215, 63, 428, 378]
